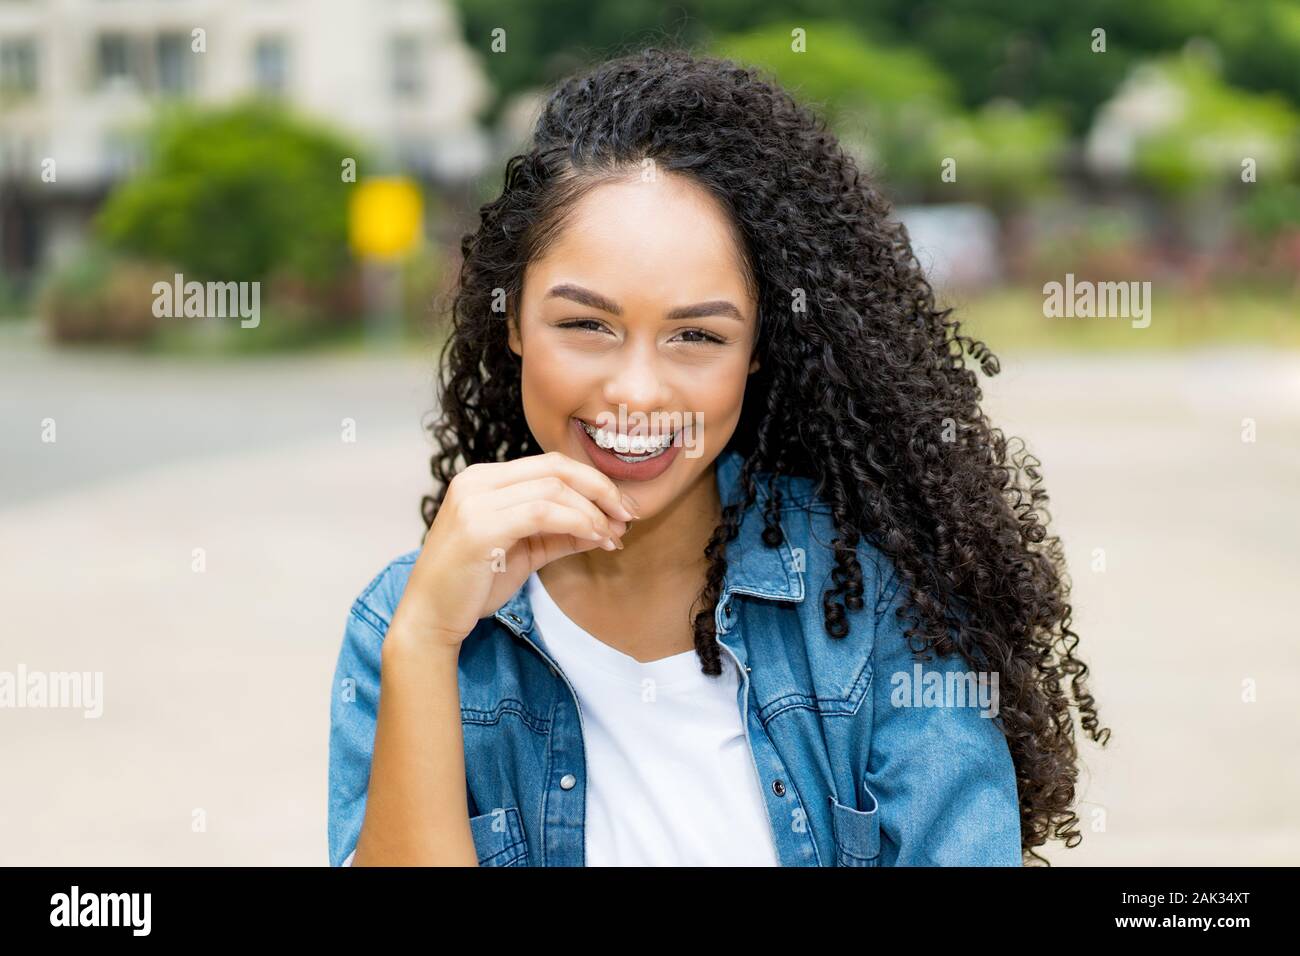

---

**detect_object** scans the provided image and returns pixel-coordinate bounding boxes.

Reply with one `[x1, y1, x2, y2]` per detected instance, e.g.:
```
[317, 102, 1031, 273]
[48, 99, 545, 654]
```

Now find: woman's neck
[536, 462, 722, 639]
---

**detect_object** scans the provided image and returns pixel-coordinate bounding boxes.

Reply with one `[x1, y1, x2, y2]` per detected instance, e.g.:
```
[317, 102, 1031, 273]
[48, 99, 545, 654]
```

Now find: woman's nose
[602, 348, 672, 409]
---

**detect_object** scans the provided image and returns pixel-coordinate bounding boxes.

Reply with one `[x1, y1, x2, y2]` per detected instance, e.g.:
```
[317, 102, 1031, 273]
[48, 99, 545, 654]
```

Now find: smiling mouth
[573, 418, 678, 461]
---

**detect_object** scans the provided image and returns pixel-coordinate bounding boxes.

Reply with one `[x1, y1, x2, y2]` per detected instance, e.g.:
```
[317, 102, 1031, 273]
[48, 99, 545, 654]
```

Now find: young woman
[328, 48, 1110, 867]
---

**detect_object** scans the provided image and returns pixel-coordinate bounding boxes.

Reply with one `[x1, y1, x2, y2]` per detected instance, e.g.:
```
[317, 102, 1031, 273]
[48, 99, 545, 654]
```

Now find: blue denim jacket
[328, 449, 1023, 866]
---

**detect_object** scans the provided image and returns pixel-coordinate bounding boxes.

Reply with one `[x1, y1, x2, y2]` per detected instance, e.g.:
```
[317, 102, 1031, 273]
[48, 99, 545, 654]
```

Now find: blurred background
[0, 0, 1296, 865]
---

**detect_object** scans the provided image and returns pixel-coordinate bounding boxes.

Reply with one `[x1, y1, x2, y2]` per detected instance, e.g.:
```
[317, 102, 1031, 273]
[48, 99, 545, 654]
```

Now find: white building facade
[0, 0, 492, 277]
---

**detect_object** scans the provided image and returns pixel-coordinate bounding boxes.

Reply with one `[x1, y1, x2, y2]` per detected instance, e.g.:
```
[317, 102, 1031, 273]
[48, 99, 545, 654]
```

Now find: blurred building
[0, 0, 491, 282]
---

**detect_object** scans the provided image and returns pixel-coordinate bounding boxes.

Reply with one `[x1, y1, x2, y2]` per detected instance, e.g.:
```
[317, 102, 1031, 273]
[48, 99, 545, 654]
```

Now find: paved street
[2, 322, 1297, 865]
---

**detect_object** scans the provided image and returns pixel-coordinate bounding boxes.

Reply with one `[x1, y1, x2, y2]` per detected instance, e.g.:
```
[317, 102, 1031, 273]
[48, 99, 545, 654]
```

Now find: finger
[521, 530, 607, 571]
[497, 499, 622, 551]
[468, 452, 639, 523]
[485, 477, 627, 540]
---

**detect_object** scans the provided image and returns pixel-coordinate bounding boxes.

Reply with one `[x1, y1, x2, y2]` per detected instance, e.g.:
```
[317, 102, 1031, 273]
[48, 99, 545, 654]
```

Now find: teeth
[611, 444, 670, 462]
[577, 419, 674, 457]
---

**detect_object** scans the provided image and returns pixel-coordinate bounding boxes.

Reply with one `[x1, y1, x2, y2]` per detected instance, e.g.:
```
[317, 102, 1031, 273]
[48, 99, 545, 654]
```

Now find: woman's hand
[391, 451, 639, 648]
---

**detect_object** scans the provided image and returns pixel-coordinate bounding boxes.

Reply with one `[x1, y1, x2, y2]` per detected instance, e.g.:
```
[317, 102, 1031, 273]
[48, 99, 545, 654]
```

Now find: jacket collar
[492, 449, 805, 642]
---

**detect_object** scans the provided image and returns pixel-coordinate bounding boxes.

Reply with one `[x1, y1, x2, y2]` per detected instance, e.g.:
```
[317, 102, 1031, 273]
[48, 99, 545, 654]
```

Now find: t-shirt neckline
[525, 571, 710, 688]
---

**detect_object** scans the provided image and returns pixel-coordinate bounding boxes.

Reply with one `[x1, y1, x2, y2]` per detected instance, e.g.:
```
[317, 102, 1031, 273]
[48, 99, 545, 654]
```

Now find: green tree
[923, 100, 1067, 208]
[453, 0, 1300, 136]
[1121, 49, 1300, 197]
[714, 22, 1065, 204]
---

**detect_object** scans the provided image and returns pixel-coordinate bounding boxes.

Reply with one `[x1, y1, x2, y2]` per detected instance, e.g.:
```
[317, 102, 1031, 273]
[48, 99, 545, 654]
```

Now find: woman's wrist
[383, 611, 466, 665]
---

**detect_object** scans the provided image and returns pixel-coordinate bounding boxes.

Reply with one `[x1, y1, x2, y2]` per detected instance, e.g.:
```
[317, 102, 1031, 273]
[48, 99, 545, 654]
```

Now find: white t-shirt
[526, 570, 780, 866]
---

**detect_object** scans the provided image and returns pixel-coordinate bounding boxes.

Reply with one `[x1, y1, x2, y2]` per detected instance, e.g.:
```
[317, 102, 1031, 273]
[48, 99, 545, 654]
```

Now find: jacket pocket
[468, 806, 529, 866]
[828, 784, 881, 867]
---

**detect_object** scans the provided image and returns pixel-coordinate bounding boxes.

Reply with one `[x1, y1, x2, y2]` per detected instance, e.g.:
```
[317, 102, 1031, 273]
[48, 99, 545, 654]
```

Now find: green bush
[0, 271, 30, 319]
[1237, 181, 1300, 241]
[37, 246, 172, 344]
[94, 100, 368, 291]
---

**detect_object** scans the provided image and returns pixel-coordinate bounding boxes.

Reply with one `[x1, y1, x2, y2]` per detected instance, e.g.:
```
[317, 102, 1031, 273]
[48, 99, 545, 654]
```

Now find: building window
[0, 38, 38, 98]
[390, 35, 424, 100]
[252, 37, 288, 95]
[103, 129, 146, 179]
[156, 32, 195, 95]
[97, 33, 143, 90]
[0, 132, 38, 177]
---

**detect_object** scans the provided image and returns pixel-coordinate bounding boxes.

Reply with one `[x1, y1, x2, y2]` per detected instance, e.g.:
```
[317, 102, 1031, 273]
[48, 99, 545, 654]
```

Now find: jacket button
[560, 773, 577, 790]
[771, 779, 786, 797]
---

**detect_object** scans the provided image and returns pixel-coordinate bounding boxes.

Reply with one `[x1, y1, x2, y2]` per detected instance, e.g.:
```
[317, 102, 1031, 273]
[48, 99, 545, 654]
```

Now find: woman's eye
[557, 319, 610, 334]
[674, 328, 725, 345]
[556, 320, 723, 345]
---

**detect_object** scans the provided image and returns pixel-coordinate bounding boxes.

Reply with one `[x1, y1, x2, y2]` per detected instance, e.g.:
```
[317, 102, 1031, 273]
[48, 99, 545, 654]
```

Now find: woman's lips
[571, 417, 682, 482]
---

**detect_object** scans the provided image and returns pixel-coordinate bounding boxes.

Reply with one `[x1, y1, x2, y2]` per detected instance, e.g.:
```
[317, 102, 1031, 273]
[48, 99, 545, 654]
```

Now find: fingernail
[614, 537, 624, 550]
[621, 493, 641, 519]
[602, 537, 617, 551]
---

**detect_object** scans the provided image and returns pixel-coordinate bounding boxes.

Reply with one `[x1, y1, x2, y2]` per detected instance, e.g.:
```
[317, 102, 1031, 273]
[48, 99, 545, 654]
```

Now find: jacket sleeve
[861, 566, 1023, 866]
[327, 601, 387, 867]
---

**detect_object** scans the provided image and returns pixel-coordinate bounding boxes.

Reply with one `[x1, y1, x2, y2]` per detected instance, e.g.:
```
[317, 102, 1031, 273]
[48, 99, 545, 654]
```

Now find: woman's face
[508, 171, 760, 519]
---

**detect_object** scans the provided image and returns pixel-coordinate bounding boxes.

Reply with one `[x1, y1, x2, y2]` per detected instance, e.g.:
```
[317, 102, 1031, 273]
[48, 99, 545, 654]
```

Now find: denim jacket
[328, 449, 1023, 866]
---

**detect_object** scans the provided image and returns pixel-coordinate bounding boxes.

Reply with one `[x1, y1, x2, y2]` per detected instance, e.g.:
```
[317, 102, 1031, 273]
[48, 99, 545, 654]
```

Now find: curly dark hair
[419, 47, 1111, 866]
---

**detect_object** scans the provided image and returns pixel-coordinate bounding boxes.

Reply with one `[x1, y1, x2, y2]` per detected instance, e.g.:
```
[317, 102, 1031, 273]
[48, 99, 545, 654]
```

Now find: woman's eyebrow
[546, 283, 621, 314]
[666, 300, 743, 321]
[545, 283, 743, 321]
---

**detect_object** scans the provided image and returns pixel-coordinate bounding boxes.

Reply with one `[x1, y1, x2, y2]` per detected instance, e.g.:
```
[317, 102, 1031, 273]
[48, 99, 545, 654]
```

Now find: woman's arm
[349, 619, 478, 866]
[327, 592, 479, 867]
[328, 453, 632, 866]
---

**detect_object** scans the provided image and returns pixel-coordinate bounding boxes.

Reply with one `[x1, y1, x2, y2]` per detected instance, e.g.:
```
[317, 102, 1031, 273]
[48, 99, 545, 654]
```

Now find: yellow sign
[349, 177, 423, 259]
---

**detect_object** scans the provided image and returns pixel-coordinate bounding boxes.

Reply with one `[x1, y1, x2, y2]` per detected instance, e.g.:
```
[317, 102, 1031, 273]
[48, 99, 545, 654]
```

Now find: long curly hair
[420, 47, 1111, 865]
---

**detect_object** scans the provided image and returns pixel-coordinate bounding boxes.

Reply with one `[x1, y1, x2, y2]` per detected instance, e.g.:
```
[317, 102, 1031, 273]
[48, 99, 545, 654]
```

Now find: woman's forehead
[527, 175, 755, 308]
